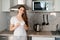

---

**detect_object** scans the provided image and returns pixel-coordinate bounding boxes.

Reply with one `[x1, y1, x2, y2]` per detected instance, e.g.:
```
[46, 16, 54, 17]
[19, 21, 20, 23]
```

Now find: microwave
[32, 1, 47, 11]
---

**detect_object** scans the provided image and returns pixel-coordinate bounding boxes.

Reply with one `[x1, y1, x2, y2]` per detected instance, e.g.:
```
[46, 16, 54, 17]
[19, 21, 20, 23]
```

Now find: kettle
[33, 24, 42, 32]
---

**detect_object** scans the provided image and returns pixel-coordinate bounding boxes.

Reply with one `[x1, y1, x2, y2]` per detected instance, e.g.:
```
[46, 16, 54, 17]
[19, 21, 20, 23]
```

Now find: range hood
[10, 0, 29, 10]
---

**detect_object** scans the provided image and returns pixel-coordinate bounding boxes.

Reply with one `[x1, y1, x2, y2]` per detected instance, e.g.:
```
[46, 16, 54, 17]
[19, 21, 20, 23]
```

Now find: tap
[56, 24, 59, 32]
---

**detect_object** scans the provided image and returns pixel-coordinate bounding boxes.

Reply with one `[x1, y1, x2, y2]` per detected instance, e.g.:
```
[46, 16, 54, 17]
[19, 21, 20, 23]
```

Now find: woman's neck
[17, 13, 22, 18]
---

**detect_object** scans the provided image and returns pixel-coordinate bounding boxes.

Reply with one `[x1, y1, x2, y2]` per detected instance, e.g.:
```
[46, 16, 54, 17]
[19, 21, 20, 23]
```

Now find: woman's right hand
[15, 23, 20, 27]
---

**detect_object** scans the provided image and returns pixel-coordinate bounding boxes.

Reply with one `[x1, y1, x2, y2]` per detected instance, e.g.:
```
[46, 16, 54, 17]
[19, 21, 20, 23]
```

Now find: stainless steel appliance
[33, 24, 42, 32]
[32, 1, 46, 11]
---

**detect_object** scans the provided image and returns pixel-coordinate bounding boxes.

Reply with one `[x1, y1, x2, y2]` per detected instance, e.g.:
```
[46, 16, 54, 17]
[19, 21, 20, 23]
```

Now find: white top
[10, 16, 27, 36]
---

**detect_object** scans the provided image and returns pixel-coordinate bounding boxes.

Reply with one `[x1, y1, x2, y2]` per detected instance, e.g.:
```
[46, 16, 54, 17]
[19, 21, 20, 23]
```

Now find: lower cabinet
[55, 37, 60, 40]
[8, 36, 14, 40]
[27, 36, 32, 40]
[0, 36, 8, 40]
[32, 36, 55, 40]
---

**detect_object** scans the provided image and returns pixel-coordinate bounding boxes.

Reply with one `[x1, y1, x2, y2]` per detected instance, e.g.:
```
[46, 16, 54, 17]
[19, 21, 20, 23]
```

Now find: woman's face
[18, 7, 25, 15]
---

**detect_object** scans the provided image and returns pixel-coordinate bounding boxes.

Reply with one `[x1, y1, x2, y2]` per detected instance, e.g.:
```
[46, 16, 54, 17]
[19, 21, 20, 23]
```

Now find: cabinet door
[55, 38, 60, 40]
[2, 0, 10, 12]
[0, 36, 8, 40]
[32, 37, 55, 40]
[54, 0, 60, 11]
[26, 0, 32, 9]
[8, 36, 14, 40]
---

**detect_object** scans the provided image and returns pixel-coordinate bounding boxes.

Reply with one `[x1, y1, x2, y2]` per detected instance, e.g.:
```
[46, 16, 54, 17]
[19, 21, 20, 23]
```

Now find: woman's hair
[18, 5, 28, 26]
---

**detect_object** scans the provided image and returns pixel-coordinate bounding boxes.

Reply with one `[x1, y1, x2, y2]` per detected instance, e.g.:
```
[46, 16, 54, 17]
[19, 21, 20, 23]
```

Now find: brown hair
[18, 5, 28, 26]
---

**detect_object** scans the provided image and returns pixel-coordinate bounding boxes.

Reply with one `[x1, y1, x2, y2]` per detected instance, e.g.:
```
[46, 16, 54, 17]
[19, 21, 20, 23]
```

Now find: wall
[0, 0, 9, 31]
[27, 12, 60, 31]
[0, 12, 9, 31]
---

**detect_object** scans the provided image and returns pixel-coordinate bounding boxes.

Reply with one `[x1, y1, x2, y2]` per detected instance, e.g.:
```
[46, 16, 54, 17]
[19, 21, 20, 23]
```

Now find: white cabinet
[13, 0, 25, 6]
[32, 37, 55, 40]
[54, 0, 60, 11]
[8, 36, 14, 40]
[26, 0, 32, 9]
[2, 0, 10, 12]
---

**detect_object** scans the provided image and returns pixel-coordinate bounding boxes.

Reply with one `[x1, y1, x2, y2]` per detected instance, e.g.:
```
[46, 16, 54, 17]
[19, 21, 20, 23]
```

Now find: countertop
[0, 30, 60, 37]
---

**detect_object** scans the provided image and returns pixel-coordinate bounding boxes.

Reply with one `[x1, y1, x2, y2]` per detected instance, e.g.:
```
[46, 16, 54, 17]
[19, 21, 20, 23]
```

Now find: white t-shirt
[10, 16, 27, 36]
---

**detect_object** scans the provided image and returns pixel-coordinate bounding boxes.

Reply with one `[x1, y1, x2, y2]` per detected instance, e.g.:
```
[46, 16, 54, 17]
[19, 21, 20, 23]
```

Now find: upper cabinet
[13, 0, 25, 6]
[10, 0, 29, 10]
[54, 0, 60, 11]
[2, 0, 10, 12]
[26, 0, 32, 10]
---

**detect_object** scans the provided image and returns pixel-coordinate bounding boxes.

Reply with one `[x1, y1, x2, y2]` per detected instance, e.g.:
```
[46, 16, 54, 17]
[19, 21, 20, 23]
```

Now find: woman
[10, 5, 29, 40]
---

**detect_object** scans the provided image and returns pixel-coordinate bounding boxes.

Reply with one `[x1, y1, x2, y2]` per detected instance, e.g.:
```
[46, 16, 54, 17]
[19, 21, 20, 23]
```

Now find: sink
[51, 31, 60, 35]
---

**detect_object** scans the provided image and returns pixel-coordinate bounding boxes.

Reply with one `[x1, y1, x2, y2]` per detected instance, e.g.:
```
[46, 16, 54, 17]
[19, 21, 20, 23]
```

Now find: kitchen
[0, 0, 60, 40]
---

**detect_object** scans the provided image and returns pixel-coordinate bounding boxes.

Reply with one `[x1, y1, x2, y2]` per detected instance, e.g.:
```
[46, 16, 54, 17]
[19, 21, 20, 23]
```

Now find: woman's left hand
[24, 24, 29, 30]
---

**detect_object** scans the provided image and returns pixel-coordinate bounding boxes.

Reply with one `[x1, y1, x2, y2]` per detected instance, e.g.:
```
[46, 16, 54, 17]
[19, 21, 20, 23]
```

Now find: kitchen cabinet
[8, 35, 14, 40]
[54, 0, 60, 11]
[2, 0, 10, 12]
[32, 37, 55, 40]
[27, 36, 32, 40]
[26, 0, 32, 10]
[0, 36, 8, 40]
[55, 37, 60, 40]
[13, 0, 25, 6]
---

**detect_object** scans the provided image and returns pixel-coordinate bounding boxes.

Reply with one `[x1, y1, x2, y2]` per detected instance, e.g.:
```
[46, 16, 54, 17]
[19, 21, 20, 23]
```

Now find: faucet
[56, 24, 59, 32]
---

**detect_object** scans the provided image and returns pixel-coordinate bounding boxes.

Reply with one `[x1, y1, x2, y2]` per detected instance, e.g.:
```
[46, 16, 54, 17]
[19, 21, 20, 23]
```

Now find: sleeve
[10, 17, 14, 24]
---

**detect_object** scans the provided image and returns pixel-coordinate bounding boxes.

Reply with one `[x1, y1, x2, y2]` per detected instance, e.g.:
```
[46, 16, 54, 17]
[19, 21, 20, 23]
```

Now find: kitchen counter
[27, 31, 60, 37]
[0, 31, 60, 37]
[28, 31, 52, 36]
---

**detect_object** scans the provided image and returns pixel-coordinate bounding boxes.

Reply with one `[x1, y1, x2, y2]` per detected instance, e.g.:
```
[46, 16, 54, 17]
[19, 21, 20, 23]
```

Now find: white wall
[0, 0, 9, 31]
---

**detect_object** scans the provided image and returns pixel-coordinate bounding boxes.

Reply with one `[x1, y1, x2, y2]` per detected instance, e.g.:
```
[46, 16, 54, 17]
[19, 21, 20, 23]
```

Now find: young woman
[10, 5, 29, 40]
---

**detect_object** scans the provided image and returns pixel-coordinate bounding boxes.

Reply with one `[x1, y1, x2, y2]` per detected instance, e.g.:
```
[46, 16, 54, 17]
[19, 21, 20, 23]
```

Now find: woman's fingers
[15, 23, 20, 27]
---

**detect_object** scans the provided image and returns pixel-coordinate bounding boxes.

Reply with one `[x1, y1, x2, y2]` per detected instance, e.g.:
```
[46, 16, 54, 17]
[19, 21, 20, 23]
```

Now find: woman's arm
[10, 24, 16, 31]
[10, 23, 20, 31]
[24, 24, 29, 30]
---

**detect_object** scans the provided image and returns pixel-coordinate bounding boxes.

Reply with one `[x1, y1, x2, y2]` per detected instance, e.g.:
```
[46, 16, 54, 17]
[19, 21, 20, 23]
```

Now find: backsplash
[27, 11, 60, 31]
[7, 11, 60, 31]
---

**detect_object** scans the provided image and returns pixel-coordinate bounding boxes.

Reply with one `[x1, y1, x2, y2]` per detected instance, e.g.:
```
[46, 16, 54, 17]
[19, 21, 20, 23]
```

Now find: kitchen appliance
[32, 1, 46, 11]
[10, 0, 29, 10]
[42, 14, 46, 25]
[33, 24, 42, 32]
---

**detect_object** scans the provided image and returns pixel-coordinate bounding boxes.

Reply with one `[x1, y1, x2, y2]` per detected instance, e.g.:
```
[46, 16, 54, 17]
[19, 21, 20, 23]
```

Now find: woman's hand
[24, 24, 29, 30]
[10, 23, 20, 31]
[15, 23, 20, 27]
